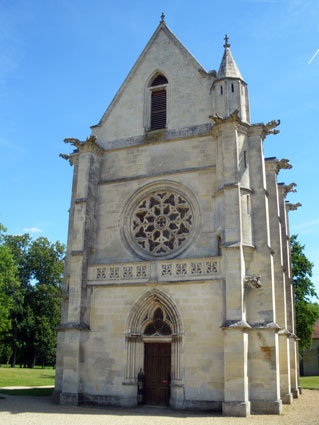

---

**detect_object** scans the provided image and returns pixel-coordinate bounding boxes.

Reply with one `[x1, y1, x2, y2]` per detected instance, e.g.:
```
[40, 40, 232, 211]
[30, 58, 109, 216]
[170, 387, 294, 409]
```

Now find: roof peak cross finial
[161, 12, 165, 23]
[224, 34, 230, 48]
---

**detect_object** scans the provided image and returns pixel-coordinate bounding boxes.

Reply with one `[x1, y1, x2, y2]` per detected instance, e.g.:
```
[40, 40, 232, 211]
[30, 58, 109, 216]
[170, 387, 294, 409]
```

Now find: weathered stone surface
[55, 18, 299, 417]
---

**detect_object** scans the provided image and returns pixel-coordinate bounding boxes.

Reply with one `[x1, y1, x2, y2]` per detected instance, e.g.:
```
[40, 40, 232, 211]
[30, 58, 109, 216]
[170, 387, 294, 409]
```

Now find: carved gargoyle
[59, 153, 77, 166]
[286, 182, 297, 193]
[278, 158, 292, 170]
[244, 275, 262, 289]
[209, 109, 240, 124]
[262, 119, 280, 139]
[59, 153, 70, 161]
[265, 119, 280, 130]
[286, 202, 302, 211]
[64, 134, 97, 148]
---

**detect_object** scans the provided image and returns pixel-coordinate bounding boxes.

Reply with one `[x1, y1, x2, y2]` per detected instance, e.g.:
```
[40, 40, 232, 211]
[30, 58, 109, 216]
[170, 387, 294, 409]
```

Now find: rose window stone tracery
[130, 190, 193, 257]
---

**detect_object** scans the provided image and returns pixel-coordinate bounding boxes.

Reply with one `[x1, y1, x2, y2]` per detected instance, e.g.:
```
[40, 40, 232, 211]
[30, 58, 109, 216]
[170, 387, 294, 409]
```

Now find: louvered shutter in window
[151, 90, 166, 130]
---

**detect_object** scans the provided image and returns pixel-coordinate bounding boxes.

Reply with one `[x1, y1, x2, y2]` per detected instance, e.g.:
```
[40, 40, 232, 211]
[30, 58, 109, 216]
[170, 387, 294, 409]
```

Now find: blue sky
[1, 0, 318, 296]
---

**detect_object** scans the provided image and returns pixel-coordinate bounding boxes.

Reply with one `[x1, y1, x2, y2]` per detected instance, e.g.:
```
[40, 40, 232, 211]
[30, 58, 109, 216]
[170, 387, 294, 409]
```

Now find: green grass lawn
[0, 366, 55, 387]
[0, 388, 54, 396]
[300, 376, 319, 390]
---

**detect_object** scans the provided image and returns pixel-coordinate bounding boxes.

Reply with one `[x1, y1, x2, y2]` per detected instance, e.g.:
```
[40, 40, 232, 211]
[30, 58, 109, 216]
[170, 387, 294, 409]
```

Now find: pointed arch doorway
[124, 289, 183, 408]
[143, 306, 172, 406]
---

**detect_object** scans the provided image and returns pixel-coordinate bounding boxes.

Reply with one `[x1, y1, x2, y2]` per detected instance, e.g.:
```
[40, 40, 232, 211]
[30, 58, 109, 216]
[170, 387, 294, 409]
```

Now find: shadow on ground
[0, 394, 221, 418]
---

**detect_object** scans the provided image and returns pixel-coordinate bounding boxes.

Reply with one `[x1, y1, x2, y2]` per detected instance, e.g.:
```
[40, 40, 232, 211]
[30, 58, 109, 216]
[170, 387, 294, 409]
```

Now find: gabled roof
[92, 19, 207, 128]
[217, 36, 243, 80]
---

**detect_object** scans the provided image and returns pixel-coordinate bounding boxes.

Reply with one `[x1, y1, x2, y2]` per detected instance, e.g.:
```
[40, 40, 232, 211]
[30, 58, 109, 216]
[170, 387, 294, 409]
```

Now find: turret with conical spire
[212, 35, 250, 123]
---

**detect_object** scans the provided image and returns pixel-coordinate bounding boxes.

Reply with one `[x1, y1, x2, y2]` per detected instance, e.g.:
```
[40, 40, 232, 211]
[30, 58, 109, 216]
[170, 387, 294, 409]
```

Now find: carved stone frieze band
[88, 256, 222, 286]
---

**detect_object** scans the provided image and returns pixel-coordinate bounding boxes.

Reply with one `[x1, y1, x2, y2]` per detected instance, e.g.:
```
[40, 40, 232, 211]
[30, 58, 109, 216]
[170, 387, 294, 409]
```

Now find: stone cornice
[94, 123, 213, 152]
[223, 241, 241, 249]
[288, 333, 299, 340]
[213, 184, 253, 198]
[74, 198, 87, 204]
[211, 75, 247, 86]
[278, 328, 290, 335]
[249, 321, 281, 330]
[71, 250, 85, 256]
[99, 164, 215, 185]
[57, 322, 90, 331]
[221, 319, 251, 330]
[222, 320, 281, 331]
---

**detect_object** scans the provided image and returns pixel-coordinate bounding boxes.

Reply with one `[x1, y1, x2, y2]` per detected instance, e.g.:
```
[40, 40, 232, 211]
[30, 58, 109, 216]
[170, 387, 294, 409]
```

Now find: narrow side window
[217, 236, 222, 256]
[150, 74, 168, 130]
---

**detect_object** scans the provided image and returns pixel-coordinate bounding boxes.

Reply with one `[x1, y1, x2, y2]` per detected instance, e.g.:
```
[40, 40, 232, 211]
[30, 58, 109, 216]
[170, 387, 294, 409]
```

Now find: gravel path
[0, 390, 318, 425]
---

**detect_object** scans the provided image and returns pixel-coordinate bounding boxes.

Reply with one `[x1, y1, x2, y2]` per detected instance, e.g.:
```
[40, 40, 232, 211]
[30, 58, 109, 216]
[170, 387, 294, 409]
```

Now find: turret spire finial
[161, 12, 165, 23]
[224, 34, 230, 48]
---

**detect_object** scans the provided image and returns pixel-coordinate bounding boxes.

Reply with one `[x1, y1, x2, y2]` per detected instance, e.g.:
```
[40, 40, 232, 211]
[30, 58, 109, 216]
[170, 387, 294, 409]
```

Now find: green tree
[291, 235, 319, 351]
[0, 224, 20, 334]
[26, 237, 65, 367]
[1, 231, 65, 367]
[2, 233, 33, 367]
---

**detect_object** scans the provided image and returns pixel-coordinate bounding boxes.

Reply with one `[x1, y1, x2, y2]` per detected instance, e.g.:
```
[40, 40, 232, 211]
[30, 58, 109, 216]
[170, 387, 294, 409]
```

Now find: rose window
[131, 190, 193, 257]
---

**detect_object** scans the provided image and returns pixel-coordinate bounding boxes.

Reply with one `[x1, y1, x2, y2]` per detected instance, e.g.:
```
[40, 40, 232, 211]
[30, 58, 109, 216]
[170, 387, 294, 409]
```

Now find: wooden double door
[144, 343, 171, 406]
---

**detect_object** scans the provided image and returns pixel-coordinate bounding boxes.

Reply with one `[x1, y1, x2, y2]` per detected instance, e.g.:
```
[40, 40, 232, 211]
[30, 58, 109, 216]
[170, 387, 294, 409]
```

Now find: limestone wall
[99, 136, 216, 181]
[94, 169, 217, 264]
[83, 282, 225, 402]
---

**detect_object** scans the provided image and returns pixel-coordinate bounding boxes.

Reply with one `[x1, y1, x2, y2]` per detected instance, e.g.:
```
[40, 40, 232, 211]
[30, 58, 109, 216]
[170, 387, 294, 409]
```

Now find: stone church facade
[54, 17, 301, 416]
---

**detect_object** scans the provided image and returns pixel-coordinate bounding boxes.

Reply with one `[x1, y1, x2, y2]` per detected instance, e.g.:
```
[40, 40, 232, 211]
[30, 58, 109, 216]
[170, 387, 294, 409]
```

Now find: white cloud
[308, 48, 319, 64]
[24, 227, 43, 233]
[291, 219, 319, 236]
[293, 219, 319, 230]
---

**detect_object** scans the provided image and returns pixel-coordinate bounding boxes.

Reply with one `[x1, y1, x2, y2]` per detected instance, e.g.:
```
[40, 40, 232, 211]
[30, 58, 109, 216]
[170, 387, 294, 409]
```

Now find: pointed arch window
[150, 74, 168, 130]
[151, 75, 168, 86]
